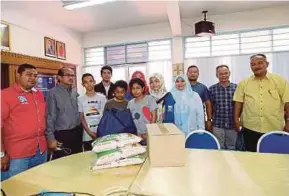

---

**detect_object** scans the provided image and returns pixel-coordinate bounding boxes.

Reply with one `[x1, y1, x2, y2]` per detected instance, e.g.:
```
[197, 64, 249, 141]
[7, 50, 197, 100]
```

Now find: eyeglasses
[63, 74, 75, 77]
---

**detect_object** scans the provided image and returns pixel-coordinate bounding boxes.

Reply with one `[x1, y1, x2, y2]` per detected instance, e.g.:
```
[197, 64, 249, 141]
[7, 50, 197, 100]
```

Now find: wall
[182, 5, 289, 36]
[1, 10, 84, 92]
[83, 5, 289, 65]
[83, 22, 172, 48]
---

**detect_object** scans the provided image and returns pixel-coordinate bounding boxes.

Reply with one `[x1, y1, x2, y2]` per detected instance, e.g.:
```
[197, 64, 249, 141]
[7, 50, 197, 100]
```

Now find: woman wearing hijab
[165, 74, 205, 136]
[125, 71, 149, 101]
[149, 73, 168, 122]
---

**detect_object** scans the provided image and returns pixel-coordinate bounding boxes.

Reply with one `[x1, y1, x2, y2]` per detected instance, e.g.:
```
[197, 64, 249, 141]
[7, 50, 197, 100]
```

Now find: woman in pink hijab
[126, 71, 149, 100]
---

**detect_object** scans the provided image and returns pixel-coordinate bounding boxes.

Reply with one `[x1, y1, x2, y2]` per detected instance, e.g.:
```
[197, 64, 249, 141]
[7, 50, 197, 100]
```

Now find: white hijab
[149, 73, 166, 101]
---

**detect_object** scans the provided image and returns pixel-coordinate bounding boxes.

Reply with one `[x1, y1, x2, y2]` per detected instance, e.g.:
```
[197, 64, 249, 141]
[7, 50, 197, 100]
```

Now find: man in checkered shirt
[209, 65, 237, 150]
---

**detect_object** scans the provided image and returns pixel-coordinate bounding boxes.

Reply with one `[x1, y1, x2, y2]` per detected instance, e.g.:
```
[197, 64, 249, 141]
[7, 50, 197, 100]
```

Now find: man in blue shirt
[187, 65, 212, 131]
[209, 65, 237, 150]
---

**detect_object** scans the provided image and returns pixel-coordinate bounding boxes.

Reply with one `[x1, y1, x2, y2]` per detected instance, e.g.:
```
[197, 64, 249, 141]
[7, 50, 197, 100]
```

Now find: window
[212, 34, 239, 56]
[83, 39, 172, 88]
[273, 27, 289, 52]
[106, 45, 126, 65]
[185, 26, 289, 58]
[240, 30, 271, 54]
[149, 40, 171, 61]
[126, 43, 148, 63]
[83, 66, 102, 83]
[185, 37, 210, 58]
[84, 47, 104, 66]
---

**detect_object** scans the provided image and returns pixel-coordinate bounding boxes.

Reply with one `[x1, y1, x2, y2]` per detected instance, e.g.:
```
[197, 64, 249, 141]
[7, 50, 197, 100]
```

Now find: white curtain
[272, 52, 289, 81]
[184, 52, 288, 88]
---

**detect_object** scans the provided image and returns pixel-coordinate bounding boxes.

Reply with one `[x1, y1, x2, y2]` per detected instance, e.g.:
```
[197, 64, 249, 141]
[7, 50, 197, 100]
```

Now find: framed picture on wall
[1, 22, 10, 51]
[56, 41, 66, 60]
[44, 37, 56, 58]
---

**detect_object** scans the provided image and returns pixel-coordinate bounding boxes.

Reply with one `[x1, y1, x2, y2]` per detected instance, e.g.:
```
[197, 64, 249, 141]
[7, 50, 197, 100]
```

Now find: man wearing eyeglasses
[46, 67, 82, 159]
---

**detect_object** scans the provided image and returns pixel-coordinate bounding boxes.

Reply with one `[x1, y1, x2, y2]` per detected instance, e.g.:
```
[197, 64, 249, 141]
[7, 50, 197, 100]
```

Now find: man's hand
[47, 140, 62, 151]
[284, 122, 289, 133]
[1, 154, 10, 171]
[234, 120, 241, 132]
[87, 131, 97, 140]
[205, 121, 213, 132]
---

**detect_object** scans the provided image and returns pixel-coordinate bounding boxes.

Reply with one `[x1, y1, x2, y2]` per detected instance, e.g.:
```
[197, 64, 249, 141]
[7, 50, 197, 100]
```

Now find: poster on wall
[44, 37, 56, 58]
[35, 74, 56, 100]
[1, 22, 10, 51]
[56, 41, 66, 60]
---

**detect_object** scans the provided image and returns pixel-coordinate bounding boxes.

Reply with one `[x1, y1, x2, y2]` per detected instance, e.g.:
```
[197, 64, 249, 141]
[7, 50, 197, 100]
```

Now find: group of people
[1, 53, 289, 181]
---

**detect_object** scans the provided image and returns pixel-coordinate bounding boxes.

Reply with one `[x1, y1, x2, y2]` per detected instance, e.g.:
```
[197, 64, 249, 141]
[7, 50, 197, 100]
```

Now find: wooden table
[129, 149, 289, 196]
[1, 152, 142, 196]
[2, 150, 289, 196]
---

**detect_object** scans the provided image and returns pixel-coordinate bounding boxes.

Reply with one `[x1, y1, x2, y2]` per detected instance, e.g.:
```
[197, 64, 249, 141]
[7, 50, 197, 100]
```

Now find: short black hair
[57, 67, 72, 76]
[187, 65, 199, 72]
[101, 65, 112, 75]
[114, 80, 128, 91]
[82, 73, 95, 82]
[129, 78, 145, 89]
[17, 64, 36, 75]
[216, 65, 230, 73]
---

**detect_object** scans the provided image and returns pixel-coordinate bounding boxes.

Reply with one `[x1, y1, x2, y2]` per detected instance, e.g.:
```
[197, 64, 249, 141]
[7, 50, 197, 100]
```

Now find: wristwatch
[0, 152, 5, 158]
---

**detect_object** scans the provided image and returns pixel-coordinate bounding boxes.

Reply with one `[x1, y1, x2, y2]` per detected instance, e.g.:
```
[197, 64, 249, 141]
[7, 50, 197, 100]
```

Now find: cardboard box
[147, 123, 185, 167]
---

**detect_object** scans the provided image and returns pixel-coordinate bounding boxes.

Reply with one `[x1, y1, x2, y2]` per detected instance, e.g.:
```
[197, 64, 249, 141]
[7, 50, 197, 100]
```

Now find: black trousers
[83, 140, 93, 151]
[242, 127, 264, 152]
[52, 125, 83, 160]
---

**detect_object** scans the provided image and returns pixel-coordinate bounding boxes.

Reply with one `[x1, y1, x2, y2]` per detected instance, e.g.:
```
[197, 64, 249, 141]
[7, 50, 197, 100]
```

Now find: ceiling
[2, 1, 289, 33]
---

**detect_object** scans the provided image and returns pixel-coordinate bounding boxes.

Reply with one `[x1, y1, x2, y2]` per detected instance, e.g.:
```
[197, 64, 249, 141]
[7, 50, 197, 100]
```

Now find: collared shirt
[1, 84, 47, 159]
[191, 82, 210, 103]
[46, 84, 81, 141]
[233, 73, 289, 133]
[209, 82, 237, 129]
[103, 82, 110, 96]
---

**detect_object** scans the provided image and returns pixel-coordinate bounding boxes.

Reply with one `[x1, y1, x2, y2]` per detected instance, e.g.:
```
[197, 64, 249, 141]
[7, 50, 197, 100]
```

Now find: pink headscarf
[129, 71, 149, 94]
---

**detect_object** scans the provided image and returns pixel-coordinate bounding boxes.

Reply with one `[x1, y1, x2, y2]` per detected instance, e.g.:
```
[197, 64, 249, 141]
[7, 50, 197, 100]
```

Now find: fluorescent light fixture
[63, 0, 116, 10]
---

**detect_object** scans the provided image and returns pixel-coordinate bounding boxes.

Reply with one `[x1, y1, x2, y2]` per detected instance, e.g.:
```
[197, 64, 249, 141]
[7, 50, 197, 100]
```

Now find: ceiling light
[63, 0, 116, 10]
[195, 11, 215, 37]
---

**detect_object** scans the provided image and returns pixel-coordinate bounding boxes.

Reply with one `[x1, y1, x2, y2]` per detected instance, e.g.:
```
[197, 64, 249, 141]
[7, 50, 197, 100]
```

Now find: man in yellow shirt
[234, 54, 289, 152]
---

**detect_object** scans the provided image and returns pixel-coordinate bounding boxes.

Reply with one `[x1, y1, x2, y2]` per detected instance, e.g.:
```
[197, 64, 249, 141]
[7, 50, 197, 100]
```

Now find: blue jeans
[1, 147, 47, 181]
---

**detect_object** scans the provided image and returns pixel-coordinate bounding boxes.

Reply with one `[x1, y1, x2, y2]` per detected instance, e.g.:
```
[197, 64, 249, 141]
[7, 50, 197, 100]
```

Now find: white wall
[83, 22, 172, 47]
[83, 5, 289, 65]
[2, 10, 83, 65]
[2, 10, 83, 93]
[182, 6, 289, 36]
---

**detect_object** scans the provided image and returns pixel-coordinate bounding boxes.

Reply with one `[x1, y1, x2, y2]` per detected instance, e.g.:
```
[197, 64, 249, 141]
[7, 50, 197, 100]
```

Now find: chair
[185, 130, 221, 150]
[257, 131, 289, 154]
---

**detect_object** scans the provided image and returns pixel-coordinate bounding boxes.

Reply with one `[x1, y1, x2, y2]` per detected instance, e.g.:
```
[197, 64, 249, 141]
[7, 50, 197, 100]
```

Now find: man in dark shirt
[46, 67, 82, 159]
[187, 65, 213, 131]
[94, 66, 115, 100]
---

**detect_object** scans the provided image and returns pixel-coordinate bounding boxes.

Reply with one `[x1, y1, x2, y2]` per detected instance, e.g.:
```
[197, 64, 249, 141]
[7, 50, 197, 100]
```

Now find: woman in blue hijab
[170, 74, 205, 136]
